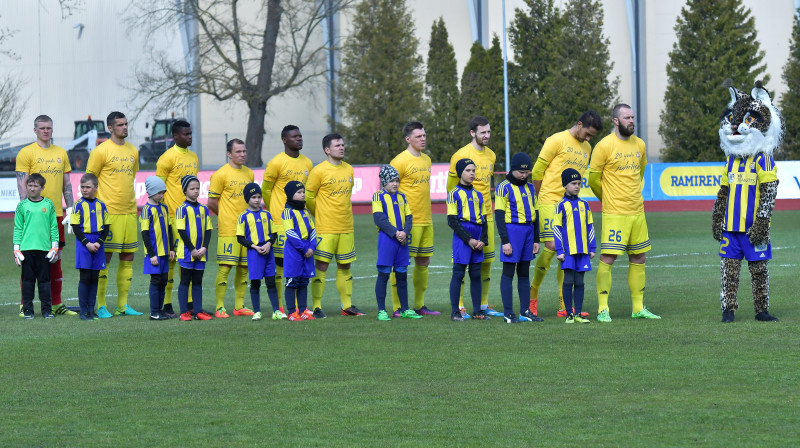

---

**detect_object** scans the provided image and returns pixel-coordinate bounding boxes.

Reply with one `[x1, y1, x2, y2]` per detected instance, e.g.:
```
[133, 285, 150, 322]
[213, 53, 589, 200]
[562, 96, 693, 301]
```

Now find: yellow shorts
[483, 218, 495, 262]
[217, 235, 247, 265]
[600, 212, 651, 255]
[409, 224, 434, 258]
[314, 232, 357, 263]
[274, 228, 286, 258]
[105, 214, 139, 253]
[536, 203, 556, 242]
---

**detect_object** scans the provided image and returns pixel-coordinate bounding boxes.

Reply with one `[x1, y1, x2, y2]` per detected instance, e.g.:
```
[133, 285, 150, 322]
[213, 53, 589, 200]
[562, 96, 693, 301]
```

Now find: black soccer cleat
[520, 309, 544, 322]
[451, 311, 465, 322]
[755, 311, 779, 322]
[721, 310, 735, 323]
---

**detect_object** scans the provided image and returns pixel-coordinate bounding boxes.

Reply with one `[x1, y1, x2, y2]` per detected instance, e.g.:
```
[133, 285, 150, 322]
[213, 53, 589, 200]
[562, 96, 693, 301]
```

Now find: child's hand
[169, 251, 176, 261]
[13, 245, 24, 266]
[304, 248, 314, 258]
[533, 243, 540, 255]
[197, 247, 207, 258]
[589, 252, 595, 259]
[150, 255, 159, 266]
[263, 242, 272, 253]
[557, 254, 565, 261]
[468, 238, 481, 250]
[502, 243, 512, 256]
[395, 231, 407, 245]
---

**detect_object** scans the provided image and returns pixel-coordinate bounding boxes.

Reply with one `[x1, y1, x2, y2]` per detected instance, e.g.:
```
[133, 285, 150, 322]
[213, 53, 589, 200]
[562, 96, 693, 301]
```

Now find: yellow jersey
[155, 145, 199, 216]
[306, 160, 354, 234]
[262, 152, 313, 223]
[208, 163, 254, 237]
[237, 209, 276, 245]
[16, 143, 72, 216]
[372, 189, 411, 231]
[588, 134, 647, 215]
[86, 139, 139, 215]
[534, 130, 592, 205]
[494, 180, 537, 224]
[447, 185, 485, 225]
[176, 201, 213, 262]
[390, 149, 432, 225]
[449, 143, 496, 217]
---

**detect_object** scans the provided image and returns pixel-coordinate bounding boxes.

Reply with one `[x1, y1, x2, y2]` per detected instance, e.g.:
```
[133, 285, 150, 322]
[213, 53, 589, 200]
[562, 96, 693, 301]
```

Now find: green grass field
[2, 210, 799, 447]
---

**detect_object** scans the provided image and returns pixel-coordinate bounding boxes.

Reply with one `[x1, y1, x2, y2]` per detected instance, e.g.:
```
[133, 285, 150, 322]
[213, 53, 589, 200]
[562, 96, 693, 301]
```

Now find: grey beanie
[145, 176, 167, 198]
[379, 165, 400, 187]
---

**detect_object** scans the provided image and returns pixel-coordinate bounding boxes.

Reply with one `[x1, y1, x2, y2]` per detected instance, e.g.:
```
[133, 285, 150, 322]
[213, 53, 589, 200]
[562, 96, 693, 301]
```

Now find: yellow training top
[390, 149, 432, 225]
[588, 133, 647, 215]
[449, 143, 496, 217]
[533, 130, 592, 205]
[262, 152, 313, 224]
[306, 160, 354, 234]
[86, 139, 139, 215]
[208, 163, 254, 237]
[156, 145, 199, 216]
[16, 143, 72, 216]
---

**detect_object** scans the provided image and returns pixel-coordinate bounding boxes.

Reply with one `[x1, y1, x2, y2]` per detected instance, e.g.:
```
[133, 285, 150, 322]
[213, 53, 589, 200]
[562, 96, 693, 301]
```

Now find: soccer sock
[285, 283, 297, 314]
[337, 268, 353, 310]
[275, 264, 284, 309]
[116, 260, 133, 309]
[390, 272, 401, 312]
[517, 274, 531, 316]
[596, 260, 612, 313]
[234, 266, 248, 309]
[574, 271, 585, 315]
[178, 270, 190, 314]
[469, 263, 483, 314]
[375, 272, 390, 311]
[250, 280, 261, 314]
[562, 270, 574, 314]
[480, 262, 492, 308]
[164, 259, 176, 305]
[149, 274, 161, 315]
[191, 271, 204, 312]
[396, 271, 409, 311]
[557, 265, 565, 310]
[450, 265, 466, 314]
[78, 272, 90, 315]
[96, 267, 109, 308]
[296, 279, 309, 313]
[530, 247, 555, 301]
[312, 270, 327, 310]
[215, 265, 232, 310]
[413, 264, 428, 310]
[628, 262, 646, 314]
[50, 259, 63, 307]
[500, 274, 514, 315]
[265, 277, 280, 312]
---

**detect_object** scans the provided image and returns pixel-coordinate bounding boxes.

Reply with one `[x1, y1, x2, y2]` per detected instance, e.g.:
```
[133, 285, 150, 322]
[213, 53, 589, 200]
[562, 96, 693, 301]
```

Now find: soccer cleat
[557, 309, 568, 317]
[755, 311, 779, 322]
[43, 312, 55, 319]
[520, 309, 544, 322]
[377, 310, 391, 321]
[529, 298, 538, 315]
[96, 306, 113, 319]
[484, 306, 504, 317]
[215, 307, 230, 318]
[392, 309, 402, 318]
[287, 311, 303, 321]
[302, 309, 315, 319]
[341, 306, 366, 316]
[19, 305, 24, 318]
[279, 306, 286, 314]
[23, 312, 34, 320]
[458, 308, 471, 319]
[574, 315, 591, 324]
[597, 309, 612, 323]
[312, 308, 327, 319]
[414, 306, 440, 316]
[721, 310, 735, 323]
[162, 303, 176, 317]
[300, 310, 316, 320]
[451, 311, 465, 322]
[472, 310, 491, 320]
[180, 312, 193, 321]
[252, 311, 263, 321]
[79, 312, 93, 321]
[149, 312, 171, 321]
[194, 311, 213, 320]
[503, 313, 520, 323]
[565, 314, 575, 324]
[272, 310, 288, 320]
[631, 307, 661, 319]
[91, 312, 100, 320]
[54, 304, 77, 316]
[115, 305, 143, 316]
[400, 309, 423, 319]
[234, 307, 255, 316]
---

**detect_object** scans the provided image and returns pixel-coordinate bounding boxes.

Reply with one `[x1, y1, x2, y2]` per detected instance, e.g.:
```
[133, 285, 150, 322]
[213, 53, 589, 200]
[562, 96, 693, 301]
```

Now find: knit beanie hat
[145, 176, 167, 197]
[284, 180, 304, 199]
[379, 165, 400, 187]
[243, 182, 261, 203]
[561, 168, 582, 187]
[510, 152, 532, 172]
[181, 174, 199, 192]
[455, 158, 475, 178]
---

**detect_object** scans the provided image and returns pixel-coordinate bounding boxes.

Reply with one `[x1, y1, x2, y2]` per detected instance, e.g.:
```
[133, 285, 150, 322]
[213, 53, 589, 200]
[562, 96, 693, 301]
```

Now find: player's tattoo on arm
[63, 174, 74, 207]
[16, 172, 28, 200]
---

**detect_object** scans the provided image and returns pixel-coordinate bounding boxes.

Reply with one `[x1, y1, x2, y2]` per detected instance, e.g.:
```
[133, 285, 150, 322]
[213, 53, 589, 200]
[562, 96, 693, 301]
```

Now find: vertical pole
[502, 0, 511, 172]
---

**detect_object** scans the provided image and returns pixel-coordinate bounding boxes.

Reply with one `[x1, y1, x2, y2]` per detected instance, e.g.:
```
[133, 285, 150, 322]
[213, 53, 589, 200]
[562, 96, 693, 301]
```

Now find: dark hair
[612, 104, 632, 120]
[34, 115, 52, 127]
[226, 138, 245, 153]
[469, 116, 490, 132]
[322, 133, 343, 150]
[281, 125, 300, 139]
[106, 111, 126, 126]
[80, 173, 98, 187]
[577, 110, 603, 132]
[28, 173, 46, 187]
[403, 121, 424, 138]
[171, 120, 191, 136]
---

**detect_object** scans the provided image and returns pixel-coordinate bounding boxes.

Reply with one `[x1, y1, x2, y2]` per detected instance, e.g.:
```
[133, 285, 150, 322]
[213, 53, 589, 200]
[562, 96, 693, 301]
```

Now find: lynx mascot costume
[713, 79, 784, 323]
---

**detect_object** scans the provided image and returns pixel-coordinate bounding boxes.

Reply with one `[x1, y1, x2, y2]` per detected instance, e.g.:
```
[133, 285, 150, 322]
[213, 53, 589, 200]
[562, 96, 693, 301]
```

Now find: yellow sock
[337, 268, 353, 310]
[413, 265, 428, 309]
[96, 267, 109, 308]
[557, 265, 565, 310]
[164, 259, 176, 305]
[458, 280, 464, 309]
[234, 265, 248, 309]
[480, 262, 491, 307]
[596, 260, 612, 313]
[116, 260, 133, 309]
[215, 265, 232, 310]
[275, 264, 284, 309]
[530, 247, 555, 301]
[629, 262, 646, 314]
[312, 270, 327, 310]
[390, 272, 400, 312]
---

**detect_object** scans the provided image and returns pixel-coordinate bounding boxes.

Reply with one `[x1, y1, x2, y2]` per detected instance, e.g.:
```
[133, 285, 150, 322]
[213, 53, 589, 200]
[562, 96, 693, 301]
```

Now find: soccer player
[155, 120, 198, 317]
[176, 175, 213, 321]
[15, 115, 76, 316]
[208, 139, 255, 318]
[282, 181, 317, 321]
[71, 173, 109, 321]
[85, 111, 143, 317]
[306, 134, 365, 317]
[140, 176, 176, 321]
[529, 111, 602, 317]
[262, 125, 313, 309]
[447, 116, 501, 317]
[14, 173, 60, 319]
[389, 121, 439, 316]
[588, 104, 660, 322]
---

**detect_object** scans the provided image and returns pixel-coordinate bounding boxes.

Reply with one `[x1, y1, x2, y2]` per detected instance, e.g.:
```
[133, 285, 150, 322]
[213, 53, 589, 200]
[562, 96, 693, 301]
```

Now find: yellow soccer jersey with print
[86, 139, 139, 215]
[16, 143, 72, 216]
[262, 152, 313, 223]
[306, 160, 354, 234]
[156, 145, 199, 215]
[534, 130, 592, 205]
[449, 143, 496, 216]
[588, 134, 646, 215]
[390, 149, 432, 225]
[209, 163, 254, 237]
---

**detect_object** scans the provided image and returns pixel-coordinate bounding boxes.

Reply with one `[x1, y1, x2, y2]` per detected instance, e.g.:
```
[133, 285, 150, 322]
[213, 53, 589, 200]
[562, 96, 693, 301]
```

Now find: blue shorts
[178, 259, 206, 270]
[720, 231, 772, 261]
[560, 253, 593, 272]
[500, 223, 536, 263]
[247, 248, 276, 280]
[376, 232, 410, 268]
[283, 245, 315, 279]
[452, 221, 485, 265]
[143, 255, 169, 275]
[74, 233, 106, 270]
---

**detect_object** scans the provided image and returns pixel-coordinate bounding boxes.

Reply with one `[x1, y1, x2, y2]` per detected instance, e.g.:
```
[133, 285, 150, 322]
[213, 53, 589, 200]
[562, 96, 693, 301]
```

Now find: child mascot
[713, 79, 784, 323]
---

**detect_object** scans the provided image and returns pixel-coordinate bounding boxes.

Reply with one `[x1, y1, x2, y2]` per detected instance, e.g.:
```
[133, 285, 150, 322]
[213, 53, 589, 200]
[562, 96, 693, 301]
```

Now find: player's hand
[150, 255, 159, 266]
[13, 245, 24, 266]
[169, 251, 176, 261]
[557, 254, 565, 261]
[197, 247, 207, 258]
[87, 242, 98, 253]
[533, 243, 540, 255]
[46, 242, 59, 263]
[468, 238, 479, 250]
[304, 248, 314, 258]
[502, 243, 512, 256]
[589, 252, 595, 259]
[62, 208, 73, 234]
[190, 248, 200, 260]
[263, 242, 272, 253]
[395, 231, 407, 244]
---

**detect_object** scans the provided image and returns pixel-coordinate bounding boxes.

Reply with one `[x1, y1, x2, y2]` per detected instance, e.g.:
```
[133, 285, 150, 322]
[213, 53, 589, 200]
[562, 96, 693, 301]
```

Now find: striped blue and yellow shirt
[282, 208, 316, 241]
[71, 197, 108, 235]
[553, 195, 596, 256]
[721, 154, 777, 232]
[176, 201, 213, 262]
[237, 208, 275, 246]
[372, 190, 411, 231]
[446, 185, 484, 224]
[140, 202, 171, 257]
[494, 180, 537, 224]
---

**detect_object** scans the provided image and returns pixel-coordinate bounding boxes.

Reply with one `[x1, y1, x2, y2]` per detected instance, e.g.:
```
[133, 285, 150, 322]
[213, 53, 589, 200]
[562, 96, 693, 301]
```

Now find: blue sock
[296, 279, 308, 313]
[468, 263, 482, 314]
[375, 272, 390, 311]
[89, 283, 97, 313]
[78, 281, 89, 315]
[500, 274, 514, 315]
[396, 271, 409, 311]
[449, 264, 466, 314]
[192, 283, 203, 313]
[250, 280, 261, 313]
[573, 271, 585, 315]
[178, 283, 189, 314]
[265, 278, 279, 311]
[517, 275, 530, 315]
[563, 280, 574, 316]
[149, 276, 160, 315]
[285, 277, 296, 314]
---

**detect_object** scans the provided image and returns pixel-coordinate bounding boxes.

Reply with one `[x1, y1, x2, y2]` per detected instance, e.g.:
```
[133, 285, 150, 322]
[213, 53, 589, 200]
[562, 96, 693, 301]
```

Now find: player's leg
[190, 268, 207, 317]
[312, 234, 333, 313]
[573, 271, 587, 321]
[232, 240, 252, 315]
[273, 229, 286, 311]
[376, 265, 392, 316]
[500, 261, 516, 316]
[626, 213, 656, 318]
[596, 213, 626, 321]
[214, 261, 232, 317]
[530, 204, 557, 314]
[449, 263, 467, 319]
[410, 225, 435, 314]
[562, 268, 575, 321]
[114, 215, 140, 315]
[52, 221, 75, 315]
[480, 219, 496, 313]
[334, 233, 358, 313]
[96, 214, 122, 317]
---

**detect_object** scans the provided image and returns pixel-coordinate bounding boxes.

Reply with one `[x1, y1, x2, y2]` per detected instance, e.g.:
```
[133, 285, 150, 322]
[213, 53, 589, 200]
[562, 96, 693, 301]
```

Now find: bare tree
[128, 0, 352, 166]
[0, 15, 26, 140]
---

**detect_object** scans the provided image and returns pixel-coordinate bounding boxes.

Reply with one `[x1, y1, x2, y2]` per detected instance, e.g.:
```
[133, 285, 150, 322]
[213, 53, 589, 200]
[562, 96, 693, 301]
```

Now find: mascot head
[719, 79, 784, 158]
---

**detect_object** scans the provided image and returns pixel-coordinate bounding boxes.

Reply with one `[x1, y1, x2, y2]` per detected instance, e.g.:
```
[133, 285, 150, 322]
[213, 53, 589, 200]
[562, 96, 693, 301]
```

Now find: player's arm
[587, 211, 597, 254]
[207, 196, 220, 215]
[155, 153, 169, 182]
[373, 211, 397, 237]
[62, 173, 74, 208]
[479, 215, 488, 245]
[261, 180, 275, 209]
[588, 169, 602, 202]
[305, 190, 317, 215]
[16, 171, 28, 200]
[531, 157, 550, 193]
[446, 173, 459, 193]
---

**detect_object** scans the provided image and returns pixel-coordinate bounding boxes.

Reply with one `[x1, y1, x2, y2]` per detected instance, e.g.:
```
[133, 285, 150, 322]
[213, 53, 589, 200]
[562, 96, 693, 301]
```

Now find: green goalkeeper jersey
[13, 197, 58, 251]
